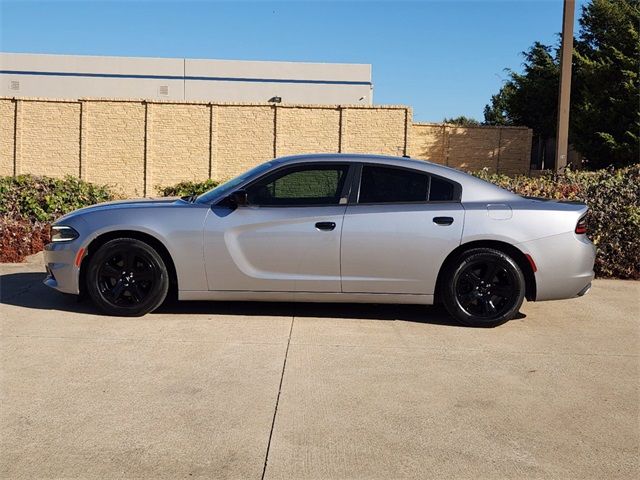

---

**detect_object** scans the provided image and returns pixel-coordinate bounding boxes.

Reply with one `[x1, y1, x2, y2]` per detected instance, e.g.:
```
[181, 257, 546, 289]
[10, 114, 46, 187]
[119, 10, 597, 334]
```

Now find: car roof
[276, 152, 431, 167]
[275, 152, 461, 176]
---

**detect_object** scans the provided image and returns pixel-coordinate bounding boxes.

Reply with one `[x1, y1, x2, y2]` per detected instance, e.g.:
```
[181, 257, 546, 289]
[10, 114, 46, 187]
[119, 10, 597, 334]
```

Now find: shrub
[0, 175, 116, 224]
[2, 170, 638, 280]
[473, 165, 640, 279]
[156, 179, 219, 197]
[0, 175, 117, 262]
[0, 219, 50, 263]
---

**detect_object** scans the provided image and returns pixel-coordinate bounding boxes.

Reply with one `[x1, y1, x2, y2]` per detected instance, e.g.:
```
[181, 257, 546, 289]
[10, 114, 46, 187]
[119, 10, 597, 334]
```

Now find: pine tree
[572, 0, 639, 168]
[483, 0, 639, 169]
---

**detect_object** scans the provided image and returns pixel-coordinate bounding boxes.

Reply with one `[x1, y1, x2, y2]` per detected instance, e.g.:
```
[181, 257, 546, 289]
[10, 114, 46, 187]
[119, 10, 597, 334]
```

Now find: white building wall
[0, 52, 372, 104]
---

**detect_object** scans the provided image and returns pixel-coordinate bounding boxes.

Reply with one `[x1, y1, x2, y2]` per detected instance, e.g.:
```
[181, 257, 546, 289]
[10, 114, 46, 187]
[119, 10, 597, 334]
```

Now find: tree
[483, 0, 639, 169]
[483, 42, 560, 167]
[572, 0, 639, 168]
[483, 42, 559, 136]
[483, 82, 516, 126]
[442, 116, 481, 126]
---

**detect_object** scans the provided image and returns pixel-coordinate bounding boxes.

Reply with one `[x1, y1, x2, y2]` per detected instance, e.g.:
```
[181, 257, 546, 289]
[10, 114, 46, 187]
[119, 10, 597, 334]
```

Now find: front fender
[65, 205, 210, 293]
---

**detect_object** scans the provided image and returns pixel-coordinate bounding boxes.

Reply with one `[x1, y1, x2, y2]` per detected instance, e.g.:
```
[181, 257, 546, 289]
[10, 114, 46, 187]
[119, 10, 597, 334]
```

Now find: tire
[86, 238, 169, 316]
[442, 248, 525, 328]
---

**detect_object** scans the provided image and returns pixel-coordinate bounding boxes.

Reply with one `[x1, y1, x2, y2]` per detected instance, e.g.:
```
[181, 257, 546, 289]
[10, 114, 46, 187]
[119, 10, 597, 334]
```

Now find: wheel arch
[434, 240, 537, 303]
[79, 230, 178, 301]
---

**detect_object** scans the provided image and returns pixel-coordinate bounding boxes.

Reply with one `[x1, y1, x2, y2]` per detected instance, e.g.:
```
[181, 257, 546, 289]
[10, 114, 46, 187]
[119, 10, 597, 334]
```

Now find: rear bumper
[517, 232, 596, 301]
[577, 282, 592, 297]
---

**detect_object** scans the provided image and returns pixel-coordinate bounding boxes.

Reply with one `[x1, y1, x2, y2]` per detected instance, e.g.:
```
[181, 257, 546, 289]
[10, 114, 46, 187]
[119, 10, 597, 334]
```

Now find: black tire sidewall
[443, 248, 525, 327]
[86, 238, 169, 316]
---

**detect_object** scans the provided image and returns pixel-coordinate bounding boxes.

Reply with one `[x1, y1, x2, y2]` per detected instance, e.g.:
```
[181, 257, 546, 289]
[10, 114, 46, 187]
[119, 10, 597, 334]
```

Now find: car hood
[55, 197, 182, 224]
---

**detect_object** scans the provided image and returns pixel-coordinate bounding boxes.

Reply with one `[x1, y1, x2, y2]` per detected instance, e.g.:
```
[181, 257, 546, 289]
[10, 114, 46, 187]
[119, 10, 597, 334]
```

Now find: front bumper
[43, 242, 81, 295]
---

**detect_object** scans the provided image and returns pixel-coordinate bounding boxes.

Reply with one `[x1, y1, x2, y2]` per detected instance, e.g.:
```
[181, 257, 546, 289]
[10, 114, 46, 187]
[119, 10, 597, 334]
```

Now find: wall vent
[10, 80, 20, 91]
[158, 85, 169, 96]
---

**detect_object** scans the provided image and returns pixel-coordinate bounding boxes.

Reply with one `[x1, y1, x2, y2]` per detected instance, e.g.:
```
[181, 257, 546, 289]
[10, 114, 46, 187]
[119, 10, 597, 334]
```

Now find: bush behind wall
[0, 175, 116, 262]
[1, 168, 638, 279]
[473, 165, 639, 279]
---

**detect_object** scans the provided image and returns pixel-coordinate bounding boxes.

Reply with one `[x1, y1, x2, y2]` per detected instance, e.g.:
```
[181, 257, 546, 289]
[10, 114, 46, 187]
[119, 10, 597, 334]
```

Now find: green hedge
[159, 168, 639, 278]
[0, 175, 117, 262]
[0, 175, 116, 224]
[473, 165, 639, 279]
[156, 179, 219, 197]
[2, 169, 638, 279]
[0, 218, 51, 264]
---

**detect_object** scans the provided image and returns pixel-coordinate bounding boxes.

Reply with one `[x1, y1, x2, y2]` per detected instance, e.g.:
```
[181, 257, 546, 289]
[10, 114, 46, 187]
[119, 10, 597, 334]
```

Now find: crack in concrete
[261, 313, 295, 480]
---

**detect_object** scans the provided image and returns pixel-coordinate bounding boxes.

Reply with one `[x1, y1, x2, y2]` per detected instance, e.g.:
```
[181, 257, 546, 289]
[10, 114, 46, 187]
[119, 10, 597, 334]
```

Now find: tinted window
[429, 176, 455, 201]
[358, 166, 428, 203]
[246, 165, 349, 206]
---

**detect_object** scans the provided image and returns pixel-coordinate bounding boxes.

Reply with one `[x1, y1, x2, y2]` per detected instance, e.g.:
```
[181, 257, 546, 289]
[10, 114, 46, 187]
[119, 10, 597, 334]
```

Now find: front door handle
[315, 221, 336, 231]
[433, 216, 454, 226]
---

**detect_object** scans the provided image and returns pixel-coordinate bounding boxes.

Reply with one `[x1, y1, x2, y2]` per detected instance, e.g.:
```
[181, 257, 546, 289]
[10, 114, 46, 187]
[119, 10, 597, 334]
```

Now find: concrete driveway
[1, 259, 638, 479]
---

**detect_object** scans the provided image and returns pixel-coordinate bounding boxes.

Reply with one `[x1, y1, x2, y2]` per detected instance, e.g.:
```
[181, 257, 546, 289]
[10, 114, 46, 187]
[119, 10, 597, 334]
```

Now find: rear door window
[358, 166, 429, 203]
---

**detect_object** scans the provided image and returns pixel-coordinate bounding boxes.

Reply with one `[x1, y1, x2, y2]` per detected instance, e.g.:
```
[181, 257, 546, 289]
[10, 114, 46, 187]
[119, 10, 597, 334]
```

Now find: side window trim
[339, 163, 357, 203]
[348, 163, 363, 204]
[350, 162, 462, 205]
[241, 162, 355, 208]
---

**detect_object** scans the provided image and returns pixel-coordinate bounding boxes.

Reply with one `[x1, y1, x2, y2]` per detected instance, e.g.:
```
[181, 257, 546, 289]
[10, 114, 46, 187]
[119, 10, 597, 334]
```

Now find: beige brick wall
[409, 124, 447, 165]
[0, 99, 14, 176]
[498, 128, 533, 175]
[1, 97, 532, 196]
[83, 101, 146, 196]
[214, 105, 275, 180]
[276, 106, 340, 156]
[411, 123, 531, 175]
[147, 103, 210, 191]
[18, 101, 80, 177]
[342, 107, 408, 156]
[448, 126, 501, 173]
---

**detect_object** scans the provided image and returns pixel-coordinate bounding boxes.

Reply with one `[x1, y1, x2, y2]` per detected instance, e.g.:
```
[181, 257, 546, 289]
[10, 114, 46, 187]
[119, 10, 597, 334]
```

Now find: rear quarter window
[429, 176, 455, 201]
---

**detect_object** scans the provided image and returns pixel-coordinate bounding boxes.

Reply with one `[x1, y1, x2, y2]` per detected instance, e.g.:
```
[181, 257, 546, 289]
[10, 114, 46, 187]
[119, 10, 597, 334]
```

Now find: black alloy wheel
[97, 250, 155, 306]
[443, 248, 525, 327]
[86, 238, 169, 316]
[455, 260, 516, 318]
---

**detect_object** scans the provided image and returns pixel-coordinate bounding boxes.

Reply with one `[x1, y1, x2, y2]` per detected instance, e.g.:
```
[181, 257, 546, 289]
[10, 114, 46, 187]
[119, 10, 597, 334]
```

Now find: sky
[0, 0, 588, 122]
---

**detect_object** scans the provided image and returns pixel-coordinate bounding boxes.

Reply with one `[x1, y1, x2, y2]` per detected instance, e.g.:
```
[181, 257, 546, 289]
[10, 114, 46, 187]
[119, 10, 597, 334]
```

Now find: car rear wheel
[86, 238, 169, 316]
[442, 248, 525, 327]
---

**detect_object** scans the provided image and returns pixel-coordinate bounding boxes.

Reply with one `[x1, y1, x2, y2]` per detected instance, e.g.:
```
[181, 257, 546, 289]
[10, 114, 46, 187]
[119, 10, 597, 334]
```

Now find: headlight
[50, 225, 79, 242]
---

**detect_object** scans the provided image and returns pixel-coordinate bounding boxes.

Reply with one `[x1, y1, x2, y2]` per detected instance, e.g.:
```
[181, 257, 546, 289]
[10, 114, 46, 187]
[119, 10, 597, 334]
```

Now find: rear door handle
[315, 221, 336, 231]
[433, 216, 454, 226]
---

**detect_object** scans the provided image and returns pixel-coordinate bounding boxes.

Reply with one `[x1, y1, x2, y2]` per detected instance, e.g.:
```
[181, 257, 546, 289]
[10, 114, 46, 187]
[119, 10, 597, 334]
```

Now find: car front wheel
[86, 238, 169, 316]
[442, 248, 525, 327]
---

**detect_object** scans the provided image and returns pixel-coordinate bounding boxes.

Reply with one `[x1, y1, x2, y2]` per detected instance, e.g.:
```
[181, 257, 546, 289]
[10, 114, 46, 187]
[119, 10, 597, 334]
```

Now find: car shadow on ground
[0, 271, 525, 326]
[155, 299, 465, 326]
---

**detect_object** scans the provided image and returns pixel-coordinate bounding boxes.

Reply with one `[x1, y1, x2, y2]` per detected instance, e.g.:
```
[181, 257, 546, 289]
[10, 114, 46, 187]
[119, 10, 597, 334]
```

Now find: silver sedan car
[44, 154, 595, 327]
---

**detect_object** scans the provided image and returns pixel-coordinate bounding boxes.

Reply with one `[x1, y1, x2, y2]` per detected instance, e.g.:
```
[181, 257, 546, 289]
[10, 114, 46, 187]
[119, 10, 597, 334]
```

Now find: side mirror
[228, 190, 248, 207]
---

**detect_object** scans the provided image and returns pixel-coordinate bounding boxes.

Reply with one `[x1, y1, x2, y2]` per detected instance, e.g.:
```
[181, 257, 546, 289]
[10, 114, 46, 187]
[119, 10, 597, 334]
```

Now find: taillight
[575, 216, 588, 235]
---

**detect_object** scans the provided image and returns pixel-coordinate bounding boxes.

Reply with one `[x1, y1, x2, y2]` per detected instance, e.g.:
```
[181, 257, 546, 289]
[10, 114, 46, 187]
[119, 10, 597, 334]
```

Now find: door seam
[338, 205, 348, 293]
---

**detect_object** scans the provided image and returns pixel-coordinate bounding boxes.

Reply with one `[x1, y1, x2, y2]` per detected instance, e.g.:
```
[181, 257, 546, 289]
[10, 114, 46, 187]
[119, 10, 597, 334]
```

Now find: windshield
[196, 161, 277, 204]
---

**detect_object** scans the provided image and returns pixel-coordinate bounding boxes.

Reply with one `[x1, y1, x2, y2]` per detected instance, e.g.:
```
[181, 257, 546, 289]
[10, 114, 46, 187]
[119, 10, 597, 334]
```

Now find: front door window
[246, 164, 349, 206]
